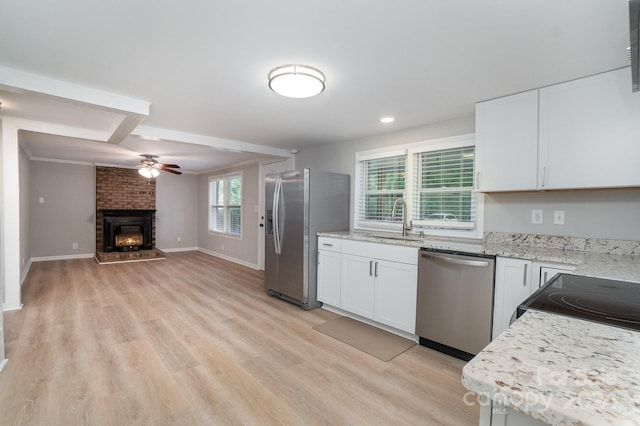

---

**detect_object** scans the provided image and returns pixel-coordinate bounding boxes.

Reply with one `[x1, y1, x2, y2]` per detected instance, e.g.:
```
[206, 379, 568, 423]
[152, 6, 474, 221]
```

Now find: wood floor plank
[142, 319, 200, 373]
[0, 251, 479, 425]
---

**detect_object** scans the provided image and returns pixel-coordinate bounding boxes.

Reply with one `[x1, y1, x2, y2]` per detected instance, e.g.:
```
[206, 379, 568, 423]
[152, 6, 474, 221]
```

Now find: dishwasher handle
[420, 252, 490, 268]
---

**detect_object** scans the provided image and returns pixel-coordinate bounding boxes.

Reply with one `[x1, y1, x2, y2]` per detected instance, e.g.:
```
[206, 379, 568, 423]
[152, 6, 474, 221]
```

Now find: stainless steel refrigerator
[265, 169, 350, 310]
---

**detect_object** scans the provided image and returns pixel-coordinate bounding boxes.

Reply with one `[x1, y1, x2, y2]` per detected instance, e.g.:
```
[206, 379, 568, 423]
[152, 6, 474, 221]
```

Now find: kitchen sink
[368, 234, 424, 242]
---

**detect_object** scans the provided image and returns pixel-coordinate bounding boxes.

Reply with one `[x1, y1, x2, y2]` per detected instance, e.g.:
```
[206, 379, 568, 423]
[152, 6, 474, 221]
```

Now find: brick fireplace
[95, 166, 164, 263]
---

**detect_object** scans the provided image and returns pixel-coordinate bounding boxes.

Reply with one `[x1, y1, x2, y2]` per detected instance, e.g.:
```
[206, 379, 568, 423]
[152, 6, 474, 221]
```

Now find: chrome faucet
[391, 198, 411, 237]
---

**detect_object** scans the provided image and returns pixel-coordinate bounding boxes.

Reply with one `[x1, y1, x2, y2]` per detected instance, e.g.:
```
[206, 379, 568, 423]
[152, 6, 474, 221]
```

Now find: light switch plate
[554, 210, 565, 225]
[531, 209, 543, 224]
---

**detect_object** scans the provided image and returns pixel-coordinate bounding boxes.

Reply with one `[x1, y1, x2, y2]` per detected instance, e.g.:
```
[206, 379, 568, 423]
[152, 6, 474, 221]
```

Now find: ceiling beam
[131, 125, 294, 158]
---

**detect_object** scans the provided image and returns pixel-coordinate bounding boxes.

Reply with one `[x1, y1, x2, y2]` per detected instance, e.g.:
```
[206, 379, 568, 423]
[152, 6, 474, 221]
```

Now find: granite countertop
[461, 309, 640, 425]
[318, 230, 640, 283]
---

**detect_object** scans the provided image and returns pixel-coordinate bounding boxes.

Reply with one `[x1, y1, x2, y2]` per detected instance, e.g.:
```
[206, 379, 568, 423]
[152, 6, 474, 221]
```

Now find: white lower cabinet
[341, 253, 375, 318]
[492, 258, 533, 339]
[373, 260, 418, 333]
[317, 237, 418, 334]
[317, 249, 343, 307]
[492, 257, 575, 339]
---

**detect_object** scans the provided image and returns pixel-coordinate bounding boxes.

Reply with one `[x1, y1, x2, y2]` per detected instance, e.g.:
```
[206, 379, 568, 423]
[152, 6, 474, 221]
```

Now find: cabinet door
[341, 254, 375, 319]
[475, 90, 539, 192]
[492, 257, 533, 339]
[317, 250, 342, 307]
[539, 68, 640, 189]
[534, 264, 576, 288]
[373, 260, 417, 333]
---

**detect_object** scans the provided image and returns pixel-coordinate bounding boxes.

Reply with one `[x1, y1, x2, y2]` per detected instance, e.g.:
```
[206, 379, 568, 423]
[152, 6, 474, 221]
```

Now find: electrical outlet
[72, 242, 78, 249]
[177, 236, 182, 243]
[554, 210, 565, 225]
[531, 209, 543, 224]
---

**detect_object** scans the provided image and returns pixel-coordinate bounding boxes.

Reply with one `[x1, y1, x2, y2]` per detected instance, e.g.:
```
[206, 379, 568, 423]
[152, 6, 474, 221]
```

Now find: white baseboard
[160, 247, 199, 253]
[2, 303, 23, 312]
[20, 258, 33, 285]
[197, 247, 260, 270]
[31, 253, 95, 262]
[0, 359, 7, 372]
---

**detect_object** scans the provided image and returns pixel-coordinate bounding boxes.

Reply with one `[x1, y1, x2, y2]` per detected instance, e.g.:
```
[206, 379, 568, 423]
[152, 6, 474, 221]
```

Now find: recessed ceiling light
[268, 64, 325, 98]
[380, 117, 395, 124]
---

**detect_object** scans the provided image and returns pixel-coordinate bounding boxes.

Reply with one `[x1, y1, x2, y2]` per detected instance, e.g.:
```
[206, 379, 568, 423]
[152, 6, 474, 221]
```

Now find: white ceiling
[0, 0, 633, 172]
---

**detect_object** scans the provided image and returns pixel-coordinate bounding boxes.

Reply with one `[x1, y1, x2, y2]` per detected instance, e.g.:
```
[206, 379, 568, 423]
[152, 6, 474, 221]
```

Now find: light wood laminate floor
[0, 251, 479, 425]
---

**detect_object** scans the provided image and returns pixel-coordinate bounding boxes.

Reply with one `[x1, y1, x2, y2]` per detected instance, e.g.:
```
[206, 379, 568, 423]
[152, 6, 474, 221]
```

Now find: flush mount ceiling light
[268, 64, 325, 98]
[380, 117, 395, 124]
[138, 166, 160, 178]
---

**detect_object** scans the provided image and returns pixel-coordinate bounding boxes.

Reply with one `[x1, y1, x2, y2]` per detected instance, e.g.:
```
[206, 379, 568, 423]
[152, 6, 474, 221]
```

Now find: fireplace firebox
[102, 209, 155, 252]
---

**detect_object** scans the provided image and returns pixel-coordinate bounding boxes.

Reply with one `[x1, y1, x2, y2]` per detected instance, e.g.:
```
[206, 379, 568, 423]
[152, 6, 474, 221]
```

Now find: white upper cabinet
[538, 68, 640, 189]
[476, 90, 539, 192]
[476, 67, 640, 192]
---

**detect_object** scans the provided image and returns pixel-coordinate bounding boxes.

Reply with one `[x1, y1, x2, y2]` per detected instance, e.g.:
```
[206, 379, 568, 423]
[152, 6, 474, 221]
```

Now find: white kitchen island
[462, 309, 640, 426]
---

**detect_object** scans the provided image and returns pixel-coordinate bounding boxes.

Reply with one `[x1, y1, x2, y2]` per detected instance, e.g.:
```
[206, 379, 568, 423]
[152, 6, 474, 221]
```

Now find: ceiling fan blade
[161, 168, 182, 175]
[157, 163, 181, 169]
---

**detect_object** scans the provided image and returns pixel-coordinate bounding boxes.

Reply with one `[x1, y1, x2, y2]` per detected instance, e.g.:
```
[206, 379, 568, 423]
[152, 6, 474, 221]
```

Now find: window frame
[354, 148, 408, 231]
[208, 171, 243, 238]
[354, 134, 484, 240]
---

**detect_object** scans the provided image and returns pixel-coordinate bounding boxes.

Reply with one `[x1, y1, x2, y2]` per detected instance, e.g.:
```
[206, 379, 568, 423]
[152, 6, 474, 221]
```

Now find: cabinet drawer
[341, 240, 418, 265]
[318, 237, 341, 252]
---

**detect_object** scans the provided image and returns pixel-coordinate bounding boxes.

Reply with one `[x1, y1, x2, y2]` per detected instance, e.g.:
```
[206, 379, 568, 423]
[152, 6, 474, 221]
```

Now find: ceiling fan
[138, 154, 182, 178]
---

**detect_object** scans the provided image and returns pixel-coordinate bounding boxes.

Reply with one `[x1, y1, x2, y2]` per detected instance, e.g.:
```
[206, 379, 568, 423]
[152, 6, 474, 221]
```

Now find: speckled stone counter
[462, 309, 640, 425]
[318, 230, 640, 283]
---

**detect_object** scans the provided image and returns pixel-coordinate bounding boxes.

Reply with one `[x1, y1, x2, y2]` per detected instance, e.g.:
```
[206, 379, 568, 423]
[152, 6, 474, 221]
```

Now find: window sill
[208, 231, 242, 240]
[354, 225, 482, 242]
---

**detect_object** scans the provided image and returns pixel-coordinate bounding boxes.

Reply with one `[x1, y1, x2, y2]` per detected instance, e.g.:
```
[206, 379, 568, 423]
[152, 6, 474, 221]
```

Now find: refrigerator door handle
[273, 176, 282, 254]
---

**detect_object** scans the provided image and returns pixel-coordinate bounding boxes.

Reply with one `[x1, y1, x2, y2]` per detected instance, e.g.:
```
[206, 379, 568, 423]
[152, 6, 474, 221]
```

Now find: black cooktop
[517, 273, 640, 331]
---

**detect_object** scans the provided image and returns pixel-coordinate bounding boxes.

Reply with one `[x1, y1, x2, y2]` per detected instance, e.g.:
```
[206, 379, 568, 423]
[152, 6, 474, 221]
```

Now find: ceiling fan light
[268, 64, 325, 98]
[138, 167, 159, 178]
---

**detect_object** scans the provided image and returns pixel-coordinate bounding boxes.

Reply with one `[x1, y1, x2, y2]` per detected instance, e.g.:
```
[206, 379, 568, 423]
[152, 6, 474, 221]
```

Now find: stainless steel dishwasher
[416, 249, 495, 361]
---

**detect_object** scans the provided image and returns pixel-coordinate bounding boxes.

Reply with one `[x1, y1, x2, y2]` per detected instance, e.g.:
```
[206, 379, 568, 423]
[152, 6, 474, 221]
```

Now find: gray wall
[29, 161, 95, 257]
[296, 114, 640, 242]
[19, 145, 31, 276]
[296, 116, 476, 229]
[0, 120, 4, 360]
[156, 172, 199, 250]
[198, 162, 260, 267]
[484, 189, 640, 240]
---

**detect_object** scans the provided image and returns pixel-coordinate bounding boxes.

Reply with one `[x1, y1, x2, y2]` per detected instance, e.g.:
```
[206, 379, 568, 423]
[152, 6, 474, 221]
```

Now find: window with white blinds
[354, 134, 482, 238]
[209, 173, 242, 236]
[356, 154, 406, 227]
[411, 146, 476, 230]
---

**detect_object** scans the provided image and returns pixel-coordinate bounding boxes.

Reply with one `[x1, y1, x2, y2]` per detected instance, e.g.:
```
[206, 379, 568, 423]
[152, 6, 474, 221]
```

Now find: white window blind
[411, 146, 476, 229]
[209, 173, 242, 236]
[357, 155, 406, 226]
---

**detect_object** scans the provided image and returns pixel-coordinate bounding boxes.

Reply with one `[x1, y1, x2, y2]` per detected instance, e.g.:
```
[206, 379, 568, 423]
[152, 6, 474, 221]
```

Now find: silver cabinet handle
[374, 261, 378, 277]
[523, 263, 528, 287]
[369, 260, 373, 276]
[321, 243, 334, 247]
[421, 253, 489, 268]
